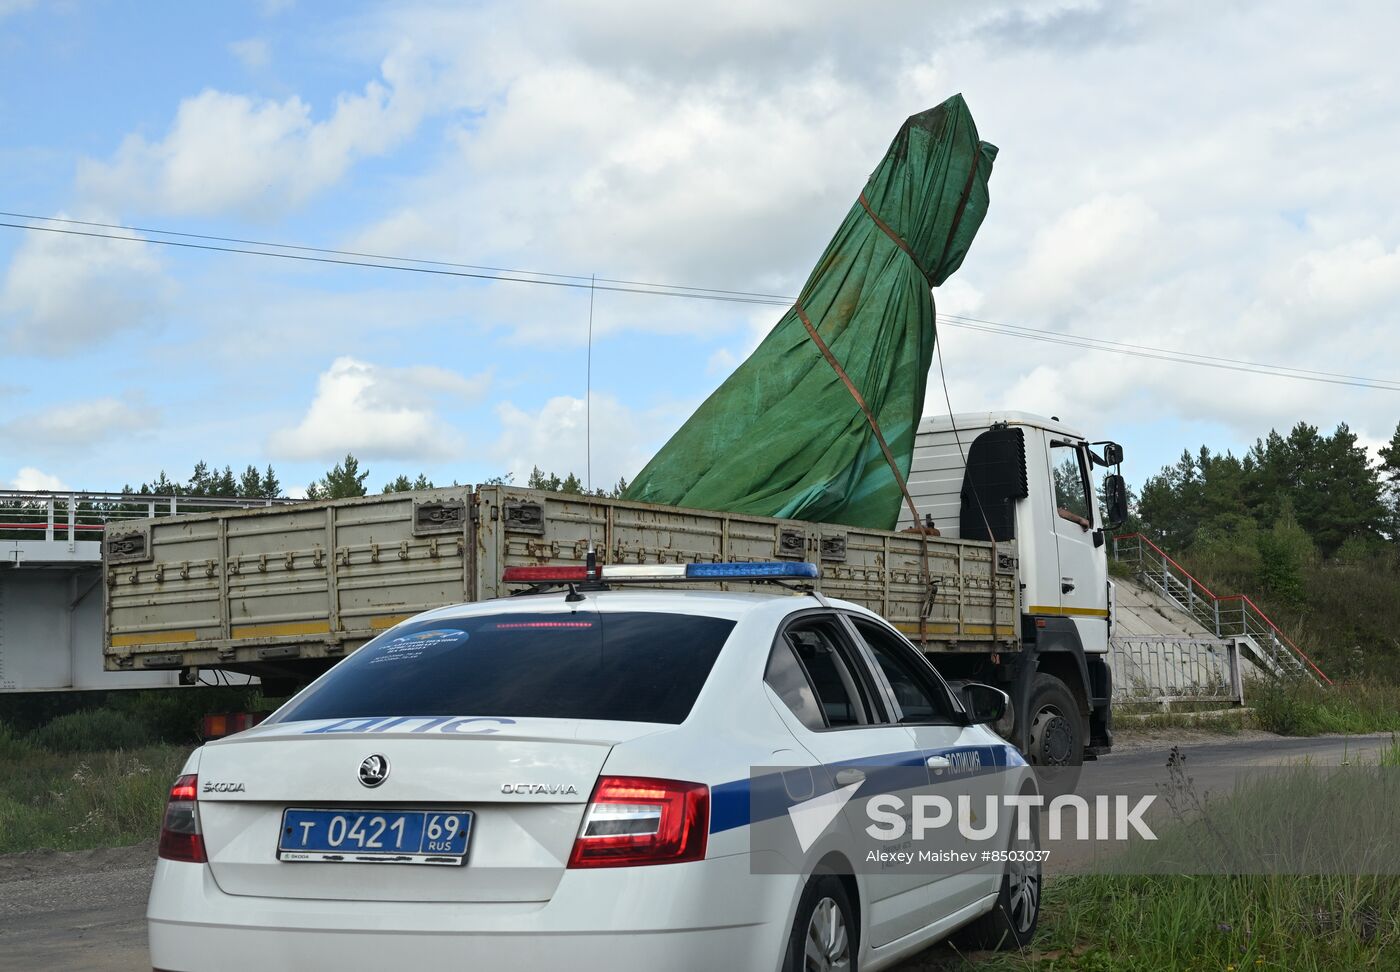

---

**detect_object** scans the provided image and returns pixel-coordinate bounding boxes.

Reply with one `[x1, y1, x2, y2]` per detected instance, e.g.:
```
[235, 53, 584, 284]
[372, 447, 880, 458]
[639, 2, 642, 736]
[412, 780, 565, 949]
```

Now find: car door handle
[834, 768, 866, 786]
[1061, 579, 1076, 594]
[926, 755, 951, 771]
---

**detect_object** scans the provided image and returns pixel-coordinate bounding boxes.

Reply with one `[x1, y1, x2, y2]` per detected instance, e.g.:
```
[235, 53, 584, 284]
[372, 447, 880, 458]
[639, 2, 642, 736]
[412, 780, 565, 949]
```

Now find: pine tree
[308, 454, 370, 500]
[188, 461, 211, 496]
[212, 465, 238, 497]
[238, 465, 264, 498]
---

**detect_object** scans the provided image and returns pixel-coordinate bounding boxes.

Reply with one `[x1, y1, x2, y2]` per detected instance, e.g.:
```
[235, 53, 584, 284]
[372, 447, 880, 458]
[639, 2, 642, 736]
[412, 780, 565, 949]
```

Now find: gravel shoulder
[1109, 725, 1282, 751]
[0, 841, 154, 972]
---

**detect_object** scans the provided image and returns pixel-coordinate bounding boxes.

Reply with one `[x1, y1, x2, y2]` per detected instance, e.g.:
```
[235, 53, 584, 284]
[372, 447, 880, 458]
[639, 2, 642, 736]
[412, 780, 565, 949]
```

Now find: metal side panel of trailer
[105, 486, 1017, 674]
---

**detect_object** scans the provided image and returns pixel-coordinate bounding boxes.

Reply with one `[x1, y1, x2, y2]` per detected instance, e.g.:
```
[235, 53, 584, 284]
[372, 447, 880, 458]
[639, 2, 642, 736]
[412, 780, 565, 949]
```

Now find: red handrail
[1115, 532, 1220, 598]
[1114, 533, 1331, 685]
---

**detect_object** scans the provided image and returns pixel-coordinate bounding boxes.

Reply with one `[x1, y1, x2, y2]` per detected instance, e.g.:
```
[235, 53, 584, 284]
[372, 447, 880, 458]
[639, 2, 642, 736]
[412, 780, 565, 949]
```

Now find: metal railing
[1111, 532, 1329, 685]
[1109, 635, 1246, 706]
[0, 489, 299, 542]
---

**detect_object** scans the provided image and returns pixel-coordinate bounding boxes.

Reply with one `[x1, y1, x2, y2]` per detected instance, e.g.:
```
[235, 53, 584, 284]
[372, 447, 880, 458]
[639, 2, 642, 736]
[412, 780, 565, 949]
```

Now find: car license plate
[277, 808, 472, 865]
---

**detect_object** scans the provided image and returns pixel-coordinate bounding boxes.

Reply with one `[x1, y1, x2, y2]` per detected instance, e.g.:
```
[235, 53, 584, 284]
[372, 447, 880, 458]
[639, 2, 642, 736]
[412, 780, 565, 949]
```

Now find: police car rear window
[275, 612, 736, 725]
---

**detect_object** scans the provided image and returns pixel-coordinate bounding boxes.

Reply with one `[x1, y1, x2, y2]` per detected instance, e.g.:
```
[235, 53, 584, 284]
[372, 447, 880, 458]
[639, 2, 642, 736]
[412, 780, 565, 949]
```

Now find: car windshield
[273, 611, 736, 726]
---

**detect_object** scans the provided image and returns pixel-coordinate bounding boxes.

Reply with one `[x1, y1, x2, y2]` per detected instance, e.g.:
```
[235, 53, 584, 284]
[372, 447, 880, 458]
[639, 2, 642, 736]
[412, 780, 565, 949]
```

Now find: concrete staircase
[1108, 573, 1253, 705]
[1111, 534, 1328, 688]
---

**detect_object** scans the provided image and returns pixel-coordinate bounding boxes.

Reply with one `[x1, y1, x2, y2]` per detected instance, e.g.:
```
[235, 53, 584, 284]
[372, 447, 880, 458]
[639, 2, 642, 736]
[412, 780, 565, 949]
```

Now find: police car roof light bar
[501, 561, 819, 585]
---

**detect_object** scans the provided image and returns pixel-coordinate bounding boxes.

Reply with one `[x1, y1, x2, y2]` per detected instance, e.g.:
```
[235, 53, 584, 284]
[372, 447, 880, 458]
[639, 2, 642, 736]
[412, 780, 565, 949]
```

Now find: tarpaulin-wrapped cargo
[625, 94, 996, 530]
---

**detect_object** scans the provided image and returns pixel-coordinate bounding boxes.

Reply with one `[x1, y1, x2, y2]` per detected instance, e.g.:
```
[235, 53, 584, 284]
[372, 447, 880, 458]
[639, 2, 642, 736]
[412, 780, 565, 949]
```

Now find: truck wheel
[1024, 674, 1083, 767]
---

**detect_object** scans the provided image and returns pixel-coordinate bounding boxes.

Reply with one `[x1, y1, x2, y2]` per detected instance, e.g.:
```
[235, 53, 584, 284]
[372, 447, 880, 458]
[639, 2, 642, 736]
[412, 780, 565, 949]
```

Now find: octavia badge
[358, 754, 390, 788]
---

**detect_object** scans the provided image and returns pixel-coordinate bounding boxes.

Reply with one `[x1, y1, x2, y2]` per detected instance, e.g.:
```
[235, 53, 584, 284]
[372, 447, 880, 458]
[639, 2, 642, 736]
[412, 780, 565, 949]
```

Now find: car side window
[765, 617, 872, 729]
[763, 641, 826, 731]
[851, 618, 958, 724]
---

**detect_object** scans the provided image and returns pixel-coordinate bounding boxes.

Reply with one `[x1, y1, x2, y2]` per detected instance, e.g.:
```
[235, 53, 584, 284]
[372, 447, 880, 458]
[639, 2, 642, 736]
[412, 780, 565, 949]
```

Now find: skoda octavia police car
[148, 562, 1040, 972]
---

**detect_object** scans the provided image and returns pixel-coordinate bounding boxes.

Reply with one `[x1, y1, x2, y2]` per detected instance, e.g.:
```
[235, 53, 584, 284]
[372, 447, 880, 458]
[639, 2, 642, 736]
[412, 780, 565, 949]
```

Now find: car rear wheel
[785, 873, 857, 972]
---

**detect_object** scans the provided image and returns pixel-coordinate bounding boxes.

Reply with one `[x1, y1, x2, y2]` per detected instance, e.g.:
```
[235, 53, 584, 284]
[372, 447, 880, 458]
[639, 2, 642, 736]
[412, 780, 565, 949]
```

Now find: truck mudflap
[1085, 653, 1113, 758]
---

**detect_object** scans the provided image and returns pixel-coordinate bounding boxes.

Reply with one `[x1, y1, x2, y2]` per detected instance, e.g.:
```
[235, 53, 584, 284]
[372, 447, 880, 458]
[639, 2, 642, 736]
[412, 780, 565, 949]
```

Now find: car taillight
[157, 774, 206, 863]
[567, 776, 708, 868]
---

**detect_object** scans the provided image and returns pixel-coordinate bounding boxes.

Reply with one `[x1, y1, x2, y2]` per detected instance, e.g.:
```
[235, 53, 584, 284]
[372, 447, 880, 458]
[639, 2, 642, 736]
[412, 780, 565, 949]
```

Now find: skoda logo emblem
[358, 754, 390, 788]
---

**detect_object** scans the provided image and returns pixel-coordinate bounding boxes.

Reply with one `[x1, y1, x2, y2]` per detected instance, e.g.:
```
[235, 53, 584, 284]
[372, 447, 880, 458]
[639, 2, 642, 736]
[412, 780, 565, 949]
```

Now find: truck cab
[901, 411, 1126, 764]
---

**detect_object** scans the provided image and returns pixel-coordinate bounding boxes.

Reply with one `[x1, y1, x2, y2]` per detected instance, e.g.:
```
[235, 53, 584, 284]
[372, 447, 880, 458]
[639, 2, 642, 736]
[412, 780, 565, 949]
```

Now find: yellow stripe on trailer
[230, 620, 331, 639]
[894, 622, 1016, 638]
[110, 629, 199, 648]
[1026, 605, 1110, 618]
[370, 614, 414, 630]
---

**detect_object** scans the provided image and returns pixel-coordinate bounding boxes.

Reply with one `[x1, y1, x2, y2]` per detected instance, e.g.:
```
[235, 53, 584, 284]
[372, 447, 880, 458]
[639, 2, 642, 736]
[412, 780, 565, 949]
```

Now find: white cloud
[493, 393, 690, 488]
[77, 48, 432, 217]
[1289, 239, 1400, 318]
[9, 467, 69, 491]
[228, 38, 271, 71]
[1006, 194, 1160, 314]
[0, 215, 170, 353]
[268, 356, 490, 461]
[0, 395, 159, 447]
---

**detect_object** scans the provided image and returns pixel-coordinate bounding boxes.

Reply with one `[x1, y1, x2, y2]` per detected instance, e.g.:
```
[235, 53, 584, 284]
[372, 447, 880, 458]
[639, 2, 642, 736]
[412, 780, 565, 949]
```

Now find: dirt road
[4, 731, 1392, 971]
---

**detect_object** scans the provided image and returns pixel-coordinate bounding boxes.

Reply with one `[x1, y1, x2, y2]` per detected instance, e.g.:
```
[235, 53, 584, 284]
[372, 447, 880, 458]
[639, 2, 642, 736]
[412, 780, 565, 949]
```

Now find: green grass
[1249, 679, 1400, 736]
[0, 727, 191, 854]
[957, 872, 1400, 971]
[950, 755, 1400, 971]
[1116, 711, 1250, 736]
[1114, 681, 1400, 739]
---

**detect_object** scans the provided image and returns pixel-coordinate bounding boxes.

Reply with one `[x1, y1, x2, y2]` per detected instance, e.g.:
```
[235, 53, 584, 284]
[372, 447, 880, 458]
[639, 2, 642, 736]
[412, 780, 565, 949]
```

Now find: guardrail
[1109, 635, 1246, 706]
[1111, 532, 1329, 685]
[0, 489, 298, 542]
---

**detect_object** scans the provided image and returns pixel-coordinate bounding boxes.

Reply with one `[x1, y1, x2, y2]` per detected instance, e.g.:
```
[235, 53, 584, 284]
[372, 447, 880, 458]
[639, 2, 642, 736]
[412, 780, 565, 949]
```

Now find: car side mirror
[960, 683, 1008, 725]
[1104, 474, 1129, 529]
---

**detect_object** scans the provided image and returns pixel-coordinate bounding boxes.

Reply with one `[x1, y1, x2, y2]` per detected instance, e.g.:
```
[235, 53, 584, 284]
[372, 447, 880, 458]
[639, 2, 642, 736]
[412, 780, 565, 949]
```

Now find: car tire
[784, 873, 858, 972]
[952, 802, 1041, 951]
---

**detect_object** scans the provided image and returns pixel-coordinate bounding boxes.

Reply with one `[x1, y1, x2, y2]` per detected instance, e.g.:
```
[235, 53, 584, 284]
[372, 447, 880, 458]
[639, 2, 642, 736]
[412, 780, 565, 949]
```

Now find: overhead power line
[1, 211, 1396, 393]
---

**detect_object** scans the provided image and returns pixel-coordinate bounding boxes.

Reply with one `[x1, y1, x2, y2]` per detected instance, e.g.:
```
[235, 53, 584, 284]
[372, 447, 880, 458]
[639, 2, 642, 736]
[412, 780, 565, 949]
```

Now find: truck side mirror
[1101, 442, 1124, 466]
[1104, 473, 1129, 528]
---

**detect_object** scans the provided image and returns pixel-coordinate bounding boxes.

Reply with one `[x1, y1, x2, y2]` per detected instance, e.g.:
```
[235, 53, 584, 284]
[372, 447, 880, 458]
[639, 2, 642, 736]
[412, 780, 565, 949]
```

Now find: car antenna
[584, 272, 600, 586]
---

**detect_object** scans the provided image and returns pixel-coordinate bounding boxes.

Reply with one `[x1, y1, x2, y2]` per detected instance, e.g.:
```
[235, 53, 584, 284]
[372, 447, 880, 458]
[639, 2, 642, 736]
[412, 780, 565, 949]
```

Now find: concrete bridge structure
[0, 490, 288, 692]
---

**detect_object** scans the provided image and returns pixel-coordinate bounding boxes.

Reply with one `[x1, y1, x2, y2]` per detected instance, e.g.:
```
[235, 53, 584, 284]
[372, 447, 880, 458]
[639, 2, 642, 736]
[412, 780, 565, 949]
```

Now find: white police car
[148, 562, 1040, 972]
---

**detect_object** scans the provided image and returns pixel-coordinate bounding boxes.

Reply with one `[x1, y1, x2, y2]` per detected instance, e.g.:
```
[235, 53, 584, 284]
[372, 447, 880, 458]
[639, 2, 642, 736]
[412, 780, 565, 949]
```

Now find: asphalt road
[3, 731, 1392, 972]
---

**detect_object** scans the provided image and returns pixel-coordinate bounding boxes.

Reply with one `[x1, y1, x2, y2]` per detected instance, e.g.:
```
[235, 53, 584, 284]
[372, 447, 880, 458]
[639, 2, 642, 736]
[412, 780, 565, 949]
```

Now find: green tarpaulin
[624, 94, 997, 529]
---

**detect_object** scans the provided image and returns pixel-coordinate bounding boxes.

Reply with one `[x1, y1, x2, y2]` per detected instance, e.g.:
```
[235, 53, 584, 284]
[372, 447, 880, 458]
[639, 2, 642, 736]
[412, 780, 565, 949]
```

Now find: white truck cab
[901, 412, 1126, 763]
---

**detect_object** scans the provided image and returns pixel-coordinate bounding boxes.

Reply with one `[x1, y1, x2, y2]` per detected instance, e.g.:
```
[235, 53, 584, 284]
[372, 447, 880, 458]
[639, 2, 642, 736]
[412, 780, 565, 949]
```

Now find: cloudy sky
[1, 0, 1397, 498]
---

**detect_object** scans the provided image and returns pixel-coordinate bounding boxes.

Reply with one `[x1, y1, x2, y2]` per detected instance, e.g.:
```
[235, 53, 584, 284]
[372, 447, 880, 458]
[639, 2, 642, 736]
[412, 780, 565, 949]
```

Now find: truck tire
[1024, 673, 1083, 767]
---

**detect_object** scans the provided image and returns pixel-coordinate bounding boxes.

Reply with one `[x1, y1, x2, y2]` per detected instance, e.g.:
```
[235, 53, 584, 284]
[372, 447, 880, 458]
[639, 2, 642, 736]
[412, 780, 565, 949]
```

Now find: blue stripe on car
[708, 744, 1025, 834]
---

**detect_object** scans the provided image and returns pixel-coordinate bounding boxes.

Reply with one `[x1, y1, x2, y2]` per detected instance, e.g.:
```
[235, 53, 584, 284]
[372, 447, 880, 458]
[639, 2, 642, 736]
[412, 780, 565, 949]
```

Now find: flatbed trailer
[104, 412, 1125, 764]
[104, 484, 1017, 677]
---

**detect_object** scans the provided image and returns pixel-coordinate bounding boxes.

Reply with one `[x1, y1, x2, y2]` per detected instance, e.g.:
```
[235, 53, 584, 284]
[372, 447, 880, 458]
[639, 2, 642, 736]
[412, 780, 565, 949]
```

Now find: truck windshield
[274, 611, 736, 725]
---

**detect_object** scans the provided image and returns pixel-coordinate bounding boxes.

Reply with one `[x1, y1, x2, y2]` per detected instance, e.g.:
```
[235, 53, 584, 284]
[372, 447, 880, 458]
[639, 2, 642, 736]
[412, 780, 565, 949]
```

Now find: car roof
[408, 587, 875, 625]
